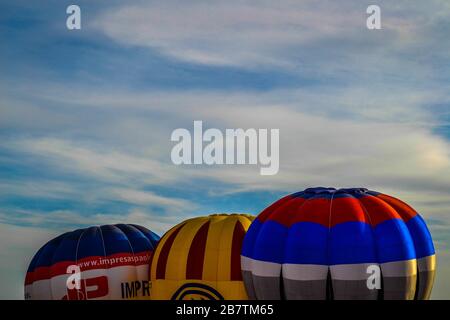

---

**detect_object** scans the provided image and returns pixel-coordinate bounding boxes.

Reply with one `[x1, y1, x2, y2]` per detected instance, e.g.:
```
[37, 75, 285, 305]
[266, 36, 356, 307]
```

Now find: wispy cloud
[9, 137, 177, 185]
[109, 188, 192, 209]
[0, 208, 182, 236]
[93, 0, 446, 68]
[0, 223, 60, 299]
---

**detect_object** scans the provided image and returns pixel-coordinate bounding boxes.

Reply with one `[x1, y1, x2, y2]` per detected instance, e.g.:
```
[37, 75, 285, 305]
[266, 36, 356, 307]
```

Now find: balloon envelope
[241, 187, 436, 300]
[25, 224, 159, 300]
[150, 214, 254, 300]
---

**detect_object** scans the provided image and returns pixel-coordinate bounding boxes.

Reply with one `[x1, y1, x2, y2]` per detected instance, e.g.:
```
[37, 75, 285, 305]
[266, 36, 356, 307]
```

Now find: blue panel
[100, 225, 132, 256]
[51, 229, 84, 263]
[77, 226, 105, 259]
[147, 231, 160, 245]
[329, 221, 377, 265]
[284, 222, 328, 265]
[406, 215, 435, 258]
[27, 246, 46, 272]
[373, 218, 416, 263]
[129, 224, 160, 248]
[34, 234, 66, 268]
[252, 220, 288, 264]
[290, 191, 305, 198]
[116, 224, 152, 253]
[241, 218, 263, 257]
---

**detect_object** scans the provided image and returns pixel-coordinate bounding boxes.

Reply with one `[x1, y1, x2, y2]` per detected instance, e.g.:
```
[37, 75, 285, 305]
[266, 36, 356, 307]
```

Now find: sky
[0, 0, 449, 299]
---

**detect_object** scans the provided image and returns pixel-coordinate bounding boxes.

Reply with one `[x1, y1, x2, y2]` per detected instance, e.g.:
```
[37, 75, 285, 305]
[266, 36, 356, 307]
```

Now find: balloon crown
[293, 187, 377, 197]
[300, 187, 371, 195]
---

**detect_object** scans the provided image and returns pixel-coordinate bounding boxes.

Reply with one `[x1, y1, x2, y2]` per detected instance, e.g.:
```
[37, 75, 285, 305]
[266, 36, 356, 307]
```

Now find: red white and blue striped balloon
[241, 187, 436, 300]
[25, 224, 159, 300]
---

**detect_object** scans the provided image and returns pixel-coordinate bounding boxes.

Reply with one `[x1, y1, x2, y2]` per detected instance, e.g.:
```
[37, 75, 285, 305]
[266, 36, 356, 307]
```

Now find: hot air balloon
[25, 224, 160, 300]
[150, 214, 254, 300]
[241, 187, 436, 300]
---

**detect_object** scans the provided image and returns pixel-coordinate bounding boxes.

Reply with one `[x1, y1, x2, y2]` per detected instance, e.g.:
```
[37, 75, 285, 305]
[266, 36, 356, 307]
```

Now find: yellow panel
[237, 215, 253, 231]
[217, 281, 249, 300]
[201, 215, 227, 281]
[151, 279, 248, 300]
[216, 216, 238, 281]
[418, 254, 436, 300]
[150, 279, 181, 300]
[421, 254, 437, 271]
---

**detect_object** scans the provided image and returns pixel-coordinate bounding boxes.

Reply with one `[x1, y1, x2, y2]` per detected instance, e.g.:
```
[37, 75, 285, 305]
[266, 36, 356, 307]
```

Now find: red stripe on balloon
[258, 195, 294, 222]
[375, 194, 417, 222]
[359, 194, 402, 226]
[330, 197, 369, 226]
[26, 252, 153, 284]
[283, 197, 330, 227]
[230, 221, 245, 281]
[186, 221, 210, 279]
[156, 224, 184, 279]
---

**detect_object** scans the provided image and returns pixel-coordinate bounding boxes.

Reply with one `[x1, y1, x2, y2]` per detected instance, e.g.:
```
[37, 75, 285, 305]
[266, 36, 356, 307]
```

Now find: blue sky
[1, 0, 450, 299]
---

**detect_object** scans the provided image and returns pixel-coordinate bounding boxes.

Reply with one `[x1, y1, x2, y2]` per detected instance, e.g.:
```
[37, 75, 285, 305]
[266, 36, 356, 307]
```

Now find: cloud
[431, 249, 450, 299]
[109, 188, 192, 209]
[0, 207, 182, 236]
[9, 137, 177, 185]
[93, 0, 450, 71]
[4, 90, 449, 231]
[0, 223, 59, 299]
[4, 82, 449, 198]
[0, 180, 78, 200]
